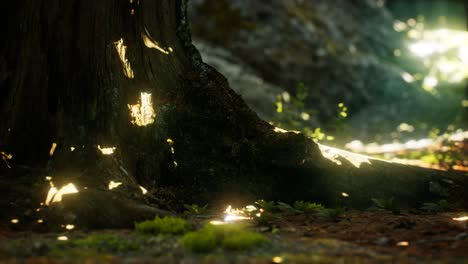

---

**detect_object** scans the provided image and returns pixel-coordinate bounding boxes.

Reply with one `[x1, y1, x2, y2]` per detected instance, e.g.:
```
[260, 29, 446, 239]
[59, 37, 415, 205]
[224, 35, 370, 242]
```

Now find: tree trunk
[0, 0, 467, 228]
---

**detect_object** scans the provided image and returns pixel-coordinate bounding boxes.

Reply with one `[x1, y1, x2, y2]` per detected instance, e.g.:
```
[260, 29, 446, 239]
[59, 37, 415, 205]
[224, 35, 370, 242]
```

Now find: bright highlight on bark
[49, 142, 57, 156]
[453, 216, 468, 221]
[142, 28, 174, 54]
[139, 186, 148, 194]
[98, 145, 116, 155]
[318, 144, 372, 168]
[108, 181, 123, 190]
[44, 183, 79, 205]
[128, 92, 156, 126]
[114, 38, 134, 79]
[1, 151, 12, 168]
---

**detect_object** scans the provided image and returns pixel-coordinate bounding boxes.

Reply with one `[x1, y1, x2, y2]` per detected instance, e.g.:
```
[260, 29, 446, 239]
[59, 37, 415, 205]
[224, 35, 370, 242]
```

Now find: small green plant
[371, 197, 399, 213]
[276, 202, 300, 213]
[254, 211, 276, 227]
[135, 216, 190, 235]
[180, 223, 265, 253]
[183, 204, 209, 216]
[254, 200, 276, 212]
[293, 201, 325, 214]
[420, 199, 450, 213]
[270, 82, 348, 142]
[316, 207, 345, 221]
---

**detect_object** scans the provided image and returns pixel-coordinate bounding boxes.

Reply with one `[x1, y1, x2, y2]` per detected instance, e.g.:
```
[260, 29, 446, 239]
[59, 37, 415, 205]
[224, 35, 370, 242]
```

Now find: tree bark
[0, 0, 467, 228]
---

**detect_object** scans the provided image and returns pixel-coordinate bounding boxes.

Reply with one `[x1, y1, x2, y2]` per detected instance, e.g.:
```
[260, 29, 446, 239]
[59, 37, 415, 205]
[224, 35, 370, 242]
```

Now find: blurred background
[189, 0, 467, 171]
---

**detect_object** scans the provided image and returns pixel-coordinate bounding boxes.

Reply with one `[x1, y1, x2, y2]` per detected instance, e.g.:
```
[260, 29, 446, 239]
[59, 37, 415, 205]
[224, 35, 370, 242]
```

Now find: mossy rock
[180, 223, 266, 253]
[135, 216, 190, 235]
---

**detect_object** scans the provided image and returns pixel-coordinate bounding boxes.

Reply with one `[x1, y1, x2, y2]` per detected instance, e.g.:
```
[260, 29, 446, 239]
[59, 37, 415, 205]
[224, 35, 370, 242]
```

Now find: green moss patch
[180, 223, 266, 253]
[135, 216, 190, 235]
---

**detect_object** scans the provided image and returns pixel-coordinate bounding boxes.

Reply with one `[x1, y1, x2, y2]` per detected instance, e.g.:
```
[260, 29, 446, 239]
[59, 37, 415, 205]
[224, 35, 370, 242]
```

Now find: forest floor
[1, 209, 467, 263]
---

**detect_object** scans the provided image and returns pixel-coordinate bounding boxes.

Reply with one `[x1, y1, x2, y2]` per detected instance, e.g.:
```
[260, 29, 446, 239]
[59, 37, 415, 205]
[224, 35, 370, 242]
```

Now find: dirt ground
[1, 209, 467, 263]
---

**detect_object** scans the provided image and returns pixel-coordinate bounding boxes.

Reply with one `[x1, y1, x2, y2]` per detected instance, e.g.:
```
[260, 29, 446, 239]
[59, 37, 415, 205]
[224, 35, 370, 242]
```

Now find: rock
[189, 0, 444, 139]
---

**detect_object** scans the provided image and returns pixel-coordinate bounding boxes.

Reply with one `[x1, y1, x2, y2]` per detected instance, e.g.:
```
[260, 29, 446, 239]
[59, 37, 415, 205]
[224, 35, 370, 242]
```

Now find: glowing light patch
[45, 176, 52, 181]
[401, 72, 414, 83]
[459, 46, 468, 63]
[167, 139, 176, 154]
[274, 127, 288, 133]
[209, 205, 258, 225]
[393, 20, 407, 32]
[1, 151, 13, 168]
[341, 192, 349, 197]
[98, 145, 116, 155]
[142, 28, 173, 54]
[57, 236, 68, 241]
[407, 29, 468, 86]
[70, 146, 75, 152]
[453, 216, 468, 222]
[397, 123, 415, 132]
[281, 92, 291, 102]
[37, 219, 43, 224]
[301, 112, 310, 121]
[423, 76, 438, 91]
[209, 220, 227, 225]
[45, 183, 79, 205]
[318, 144, 371, 168]
[10, 219, 19, 224]
[128, 92, 156, 126]
[345, 138, 436, 154]
[108, 181, 123, 190]
[65, 224, 75, 230]
[45, 187, 58, 205]
[139, 186, 148, 195]
[114, 38, 134, 79]
[273, 127, 300, 134]
[396, 241, 409, 246]
[224, 205, 252, 222]
[49, 142, 57, 156]
[272, 256, 284, 263]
